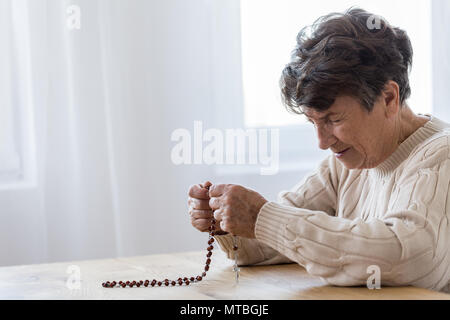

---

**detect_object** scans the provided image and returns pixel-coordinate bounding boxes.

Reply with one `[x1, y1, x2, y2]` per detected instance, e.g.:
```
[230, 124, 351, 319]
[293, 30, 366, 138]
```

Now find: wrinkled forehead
[302, 95, 363, 119]
[302, 107, 339, 120]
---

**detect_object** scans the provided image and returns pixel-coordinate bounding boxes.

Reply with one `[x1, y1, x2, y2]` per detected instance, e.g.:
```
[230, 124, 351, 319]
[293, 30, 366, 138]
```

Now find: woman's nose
[316, 124, 336, 150]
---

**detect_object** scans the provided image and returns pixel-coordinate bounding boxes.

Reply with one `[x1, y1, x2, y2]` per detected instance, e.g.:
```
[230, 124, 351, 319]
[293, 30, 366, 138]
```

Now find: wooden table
[0, 250, 449, 300]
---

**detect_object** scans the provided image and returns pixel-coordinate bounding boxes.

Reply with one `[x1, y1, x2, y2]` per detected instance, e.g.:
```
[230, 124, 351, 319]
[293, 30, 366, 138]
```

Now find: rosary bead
[102, 213, 218, 289]
[233, 246, 238, 251]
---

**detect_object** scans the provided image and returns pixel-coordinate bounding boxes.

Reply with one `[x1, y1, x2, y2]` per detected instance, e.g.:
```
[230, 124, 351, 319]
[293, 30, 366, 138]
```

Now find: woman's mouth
[335, 147, 351, 158]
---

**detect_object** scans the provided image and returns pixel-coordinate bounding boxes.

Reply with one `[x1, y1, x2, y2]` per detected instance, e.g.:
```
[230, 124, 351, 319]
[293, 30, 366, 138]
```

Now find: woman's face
[304, 95, 395, 169]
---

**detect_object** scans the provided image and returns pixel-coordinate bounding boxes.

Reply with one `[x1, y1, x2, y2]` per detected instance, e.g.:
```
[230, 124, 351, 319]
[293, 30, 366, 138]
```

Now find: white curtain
[0, 0, 222, 266]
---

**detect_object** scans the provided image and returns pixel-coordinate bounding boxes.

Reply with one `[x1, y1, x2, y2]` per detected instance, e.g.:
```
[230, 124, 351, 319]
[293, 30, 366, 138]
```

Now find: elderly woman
[188, 8, 450, 292]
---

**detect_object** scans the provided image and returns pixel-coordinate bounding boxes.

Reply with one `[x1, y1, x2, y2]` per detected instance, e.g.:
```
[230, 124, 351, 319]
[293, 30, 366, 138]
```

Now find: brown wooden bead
[233, 246, 238, 251]
[101, 212, 217, 289]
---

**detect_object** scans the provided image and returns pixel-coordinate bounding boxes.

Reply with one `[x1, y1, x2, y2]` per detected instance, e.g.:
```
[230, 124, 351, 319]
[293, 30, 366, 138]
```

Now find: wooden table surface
[1, 250, 449, 300]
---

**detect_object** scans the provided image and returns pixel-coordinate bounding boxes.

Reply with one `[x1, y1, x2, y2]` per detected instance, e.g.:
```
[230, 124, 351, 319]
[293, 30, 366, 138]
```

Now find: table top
[1, 250, 449, 300]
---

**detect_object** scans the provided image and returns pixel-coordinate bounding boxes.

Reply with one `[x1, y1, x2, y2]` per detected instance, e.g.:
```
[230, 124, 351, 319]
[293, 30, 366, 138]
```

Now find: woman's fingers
[188, 184, 210, 200]
[188, 198, 211, 210]
[189, 209, 213, 219]
[191, 218, 215, 232]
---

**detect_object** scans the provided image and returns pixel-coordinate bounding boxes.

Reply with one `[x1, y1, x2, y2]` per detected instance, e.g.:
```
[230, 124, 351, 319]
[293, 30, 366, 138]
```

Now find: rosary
[101, 186, 240, 288]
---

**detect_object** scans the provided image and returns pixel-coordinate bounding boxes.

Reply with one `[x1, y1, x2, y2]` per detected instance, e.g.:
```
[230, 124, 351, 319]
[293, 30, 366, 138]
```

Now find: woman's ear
[383, 80, 400, 118]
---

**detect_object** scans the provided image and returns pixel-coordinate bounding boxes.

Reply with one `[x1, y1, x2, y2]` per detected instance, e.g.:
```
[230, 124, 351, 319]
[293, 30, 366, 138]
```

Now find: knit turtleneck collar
[371, 114, 449, 179]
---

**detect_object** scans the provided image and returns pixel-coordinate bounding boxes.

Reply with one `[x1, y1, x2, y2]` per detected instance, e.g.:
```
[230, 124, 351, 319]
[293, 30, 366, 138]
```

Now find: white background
[0, 0, 449, 267]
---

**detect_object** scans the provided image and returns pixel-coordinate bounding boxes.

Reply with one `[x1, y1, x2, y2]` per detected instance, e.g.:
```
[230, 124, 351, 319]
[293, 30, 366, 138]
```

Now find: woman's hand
[209, 184, 268, 238]
[188, 181, 228, 235]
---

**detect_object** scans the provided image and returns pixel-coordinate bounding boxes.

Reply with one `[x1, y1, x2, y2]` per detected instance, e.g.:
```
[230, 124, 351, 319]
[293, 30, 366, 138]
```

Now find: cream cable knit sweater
[215, 115, 450, 293]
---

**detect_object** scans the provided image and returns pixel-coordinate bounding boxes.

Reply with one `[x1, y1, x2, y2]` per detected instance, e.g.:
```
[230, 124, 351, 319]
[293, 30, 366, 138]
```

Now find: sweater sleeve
[214, 155, 341, 266]
[255, 143, 450, 290]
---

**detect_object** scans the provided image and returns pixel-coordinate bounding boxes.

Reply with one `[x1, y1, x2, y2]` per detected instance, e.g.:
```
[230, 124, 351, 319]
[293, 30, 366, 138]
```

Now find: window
[240, 0, 433, 128]
[0, 0, 37, 188]
[0, 104, 21, 180]
[0, 1, 21, 183]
